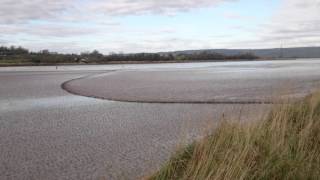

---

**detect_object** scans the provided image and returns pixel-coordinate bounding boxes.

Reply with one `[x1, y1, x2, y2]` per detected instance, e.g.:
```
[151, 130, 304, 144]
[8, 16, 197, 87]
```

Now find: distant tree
[40, 49, 50, 54]
[0, 45, 260, 65]
[90, 50, 103, 59]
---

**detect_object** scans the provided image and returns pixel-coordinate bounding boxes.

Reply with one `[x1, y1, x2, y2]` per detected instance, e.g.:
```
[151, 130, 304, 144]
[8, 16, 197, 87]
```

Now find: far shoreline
[0, 58, 305, 67]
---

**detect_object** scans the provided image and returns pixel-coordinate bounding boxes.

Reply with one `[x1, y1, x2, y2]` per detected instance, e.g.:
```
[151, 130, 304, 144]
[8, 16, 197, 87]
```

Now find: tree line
[0, 46, 259, 65]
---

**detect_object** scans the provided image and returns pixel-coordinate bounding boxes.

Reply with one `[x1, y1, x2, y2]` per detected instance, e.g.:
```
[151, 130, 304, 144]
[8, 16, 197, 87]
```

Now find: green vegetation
[0, 46, 258, 66]
[0, 46, 79, 65]
[149, 92, 320, 180]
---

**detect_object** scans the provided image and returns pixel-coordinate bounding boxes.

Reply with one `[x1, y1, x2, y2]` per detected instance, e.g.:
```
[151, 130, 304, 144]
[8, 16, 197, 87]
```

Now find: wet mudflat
[0, 59, 319, 179]
[64, 60, 320, 103]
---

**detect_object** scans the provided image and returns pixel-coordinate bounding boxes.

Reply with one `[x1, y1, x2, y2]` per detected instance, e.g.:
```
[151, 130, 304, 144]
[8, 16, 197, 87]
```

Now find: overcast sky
[0, 0, 319, 53]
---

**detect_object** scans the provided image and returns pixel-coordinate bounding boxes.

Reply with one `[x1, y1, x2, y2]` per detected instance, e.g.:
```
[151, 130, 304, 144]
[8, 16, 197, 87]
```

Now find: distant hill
[161, 47, 320, 59]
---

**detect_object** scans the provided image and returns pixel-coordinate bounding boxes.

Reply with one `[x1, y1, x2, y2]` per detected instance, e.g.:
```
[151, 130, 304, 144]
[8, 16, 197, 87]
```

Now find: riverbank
[148, 91, 320, 179]
[0, 57, 303, 67]
[0, 59, 262, 67]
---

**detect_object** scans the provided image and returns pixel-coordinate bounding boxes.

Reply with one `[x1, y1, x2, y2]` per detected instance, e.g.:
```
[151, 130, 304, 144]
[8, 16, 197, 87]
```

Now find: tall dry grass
[149, 92, 320, 180]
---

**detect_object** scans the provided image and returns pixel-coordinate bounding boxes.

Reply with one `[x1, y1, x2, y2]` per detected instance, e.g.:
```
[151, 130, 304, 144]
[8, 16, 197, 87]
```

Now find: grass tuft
[149, 92, 320, 180]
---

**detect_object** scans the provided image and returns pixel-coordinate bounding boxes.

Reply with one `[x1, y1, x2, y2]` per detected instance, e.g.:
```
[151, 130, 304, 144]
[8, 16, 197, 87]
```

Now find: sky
[0, 0, 319, 54]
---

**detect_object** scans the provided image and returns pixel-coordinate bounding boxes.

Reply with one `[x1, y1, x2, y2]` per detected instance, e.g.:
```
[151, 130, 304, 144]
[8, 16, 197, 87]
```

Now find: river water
[0, 59, 319, 179]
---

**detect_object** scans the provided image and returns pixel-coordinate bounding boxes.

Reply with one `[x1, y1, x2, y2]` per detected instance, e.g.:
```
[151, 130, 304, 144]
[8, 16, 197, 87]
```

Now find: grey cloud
[0, 0, 231, 46]
[263, 26, 320, 46]
[20, 41, 89, 53]
[90, 0, 236, 16]
[2, 0, 319, 53]
[90, 36, 214, 53]
[0, 0, 74, 24]
[267, 21, 320, 38]
[218, 0, 320, 50]
[262, 32, 320, 43]
[254, 0, 320, 47]
[0, 24, 101, 37]
[294, 1, 319, 8]
[0, 0, 235, 24]
[28, 25, 101, 37]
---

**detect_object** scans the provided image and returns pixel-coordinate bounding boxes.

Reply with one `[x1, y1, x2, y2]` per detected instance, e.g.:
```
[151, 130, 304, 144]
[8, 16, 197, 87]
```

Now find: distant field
[0, 59, 32, 64]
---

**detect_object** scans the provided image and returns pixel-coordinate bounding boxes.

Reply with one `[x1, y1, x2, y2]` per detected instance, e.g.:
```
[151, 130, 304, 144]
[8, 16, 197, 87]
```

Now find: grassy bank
[149, 92, 320, 180]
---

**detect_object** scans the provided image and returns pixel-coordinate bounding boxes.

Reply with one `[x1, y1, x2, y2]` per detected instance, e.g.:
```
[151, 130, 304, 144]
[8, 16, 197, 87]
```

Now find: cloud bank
[0, 0, 233, 23]
[0, 0, 74, 23]
[89, 0, 235, 15]
[257, 0, 320, 47]
[0, 0, 319, 53]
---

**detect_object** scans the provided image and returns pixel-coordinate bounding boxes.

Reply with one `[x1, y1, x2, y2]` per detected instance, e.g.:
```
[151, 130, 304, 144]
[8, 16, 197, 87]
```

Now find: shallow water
[0, 59, 319, 179]
[63, 59, 320, 103]
[1, 59, 320, 72]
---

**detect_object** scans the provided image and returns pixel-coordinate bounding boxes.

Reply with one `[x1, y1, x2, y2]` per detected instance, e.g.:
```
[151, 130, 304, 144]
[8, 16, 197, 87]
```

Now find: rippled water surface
[0, 59, 319, 179]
